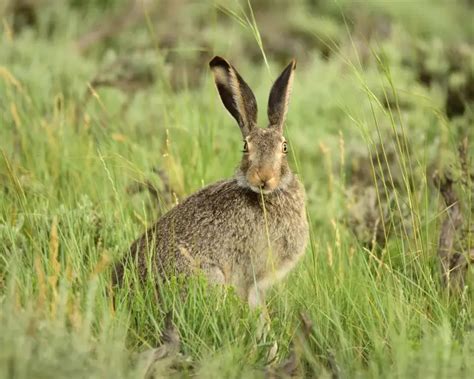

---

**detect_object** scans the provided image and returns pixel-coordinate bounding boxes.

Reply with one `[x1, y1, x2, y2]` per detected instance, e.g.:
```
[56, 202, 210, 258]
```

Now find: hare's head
[210, 56, 296, 194]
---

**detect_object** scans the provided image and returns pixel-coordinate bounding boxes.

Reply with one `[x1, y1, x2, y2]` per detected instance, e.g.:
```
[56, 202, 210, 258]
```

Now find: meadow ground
[1, 1, 473, 378]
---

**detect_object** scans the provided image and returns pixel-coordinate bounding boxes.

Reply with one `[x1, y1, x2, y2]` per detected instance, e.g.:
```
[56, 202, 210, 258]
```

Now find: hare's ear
[209, 56, 257, 137]
[267, 59, 296, 131]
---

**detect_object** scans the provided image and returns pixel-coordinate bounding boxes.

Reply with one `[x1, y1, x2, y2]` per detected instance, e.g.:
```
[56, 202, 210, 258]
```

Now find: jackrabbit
[113, 56, 309, 307]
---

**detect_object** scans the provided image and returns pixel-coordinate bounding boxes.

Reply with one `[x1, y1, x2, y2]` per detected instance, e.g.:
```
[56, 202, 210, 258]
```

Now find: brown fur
[113, 57, 308, 307]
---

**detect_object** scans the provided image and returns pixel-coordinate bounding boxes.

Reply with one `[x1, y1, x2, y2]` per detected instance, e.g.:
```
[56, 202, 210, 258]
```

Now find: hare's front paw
[247, 285, 265, 309]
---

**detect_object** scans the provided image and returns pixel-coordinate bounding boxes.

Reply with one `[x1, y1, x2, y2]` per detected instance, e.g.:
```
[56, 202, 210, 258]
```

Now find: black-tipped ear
[209, 56, 258, 137]
[267, 59, 296, 131]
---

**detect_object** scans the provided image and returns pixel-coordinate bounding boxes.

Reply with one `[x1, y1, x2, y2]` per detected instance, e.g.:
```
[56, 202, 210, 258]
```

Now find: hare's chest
[268, 199, 308, 244]
[255, 201, 308, 257]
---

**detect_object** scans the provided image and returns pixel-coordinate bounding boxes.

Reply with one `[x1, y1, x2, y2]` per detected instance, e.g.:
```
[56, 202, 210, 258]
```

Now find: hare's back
[150, 179, 265, 261]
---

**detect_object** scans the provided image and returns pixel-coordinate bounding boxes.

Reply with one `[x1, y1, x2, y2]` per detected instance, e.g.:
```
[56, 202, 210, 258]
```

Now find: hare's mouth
[248, 184, 276, 195]
[235, 170, 277, 194]
[236, 175, 279, 194]
[235, 169, 290, 195]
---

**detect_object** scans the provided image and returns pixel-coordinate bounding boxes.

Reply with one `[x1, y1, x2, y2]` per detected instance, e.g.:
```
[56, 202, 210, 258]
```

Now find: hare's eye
[242, 141, 248, 153]
[282, 141, 288, 154]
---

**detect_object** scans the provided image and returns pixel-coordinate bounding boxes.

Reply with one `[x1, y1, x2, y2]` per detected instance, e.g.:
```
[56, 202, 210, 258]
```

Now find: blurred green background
[0, 1, 473, 378]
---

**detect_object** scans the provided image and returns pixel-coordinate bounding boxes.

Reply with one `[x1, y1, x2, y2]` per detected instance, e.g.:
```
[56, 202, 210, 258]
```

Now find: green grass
[1, 1, 473, 378]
